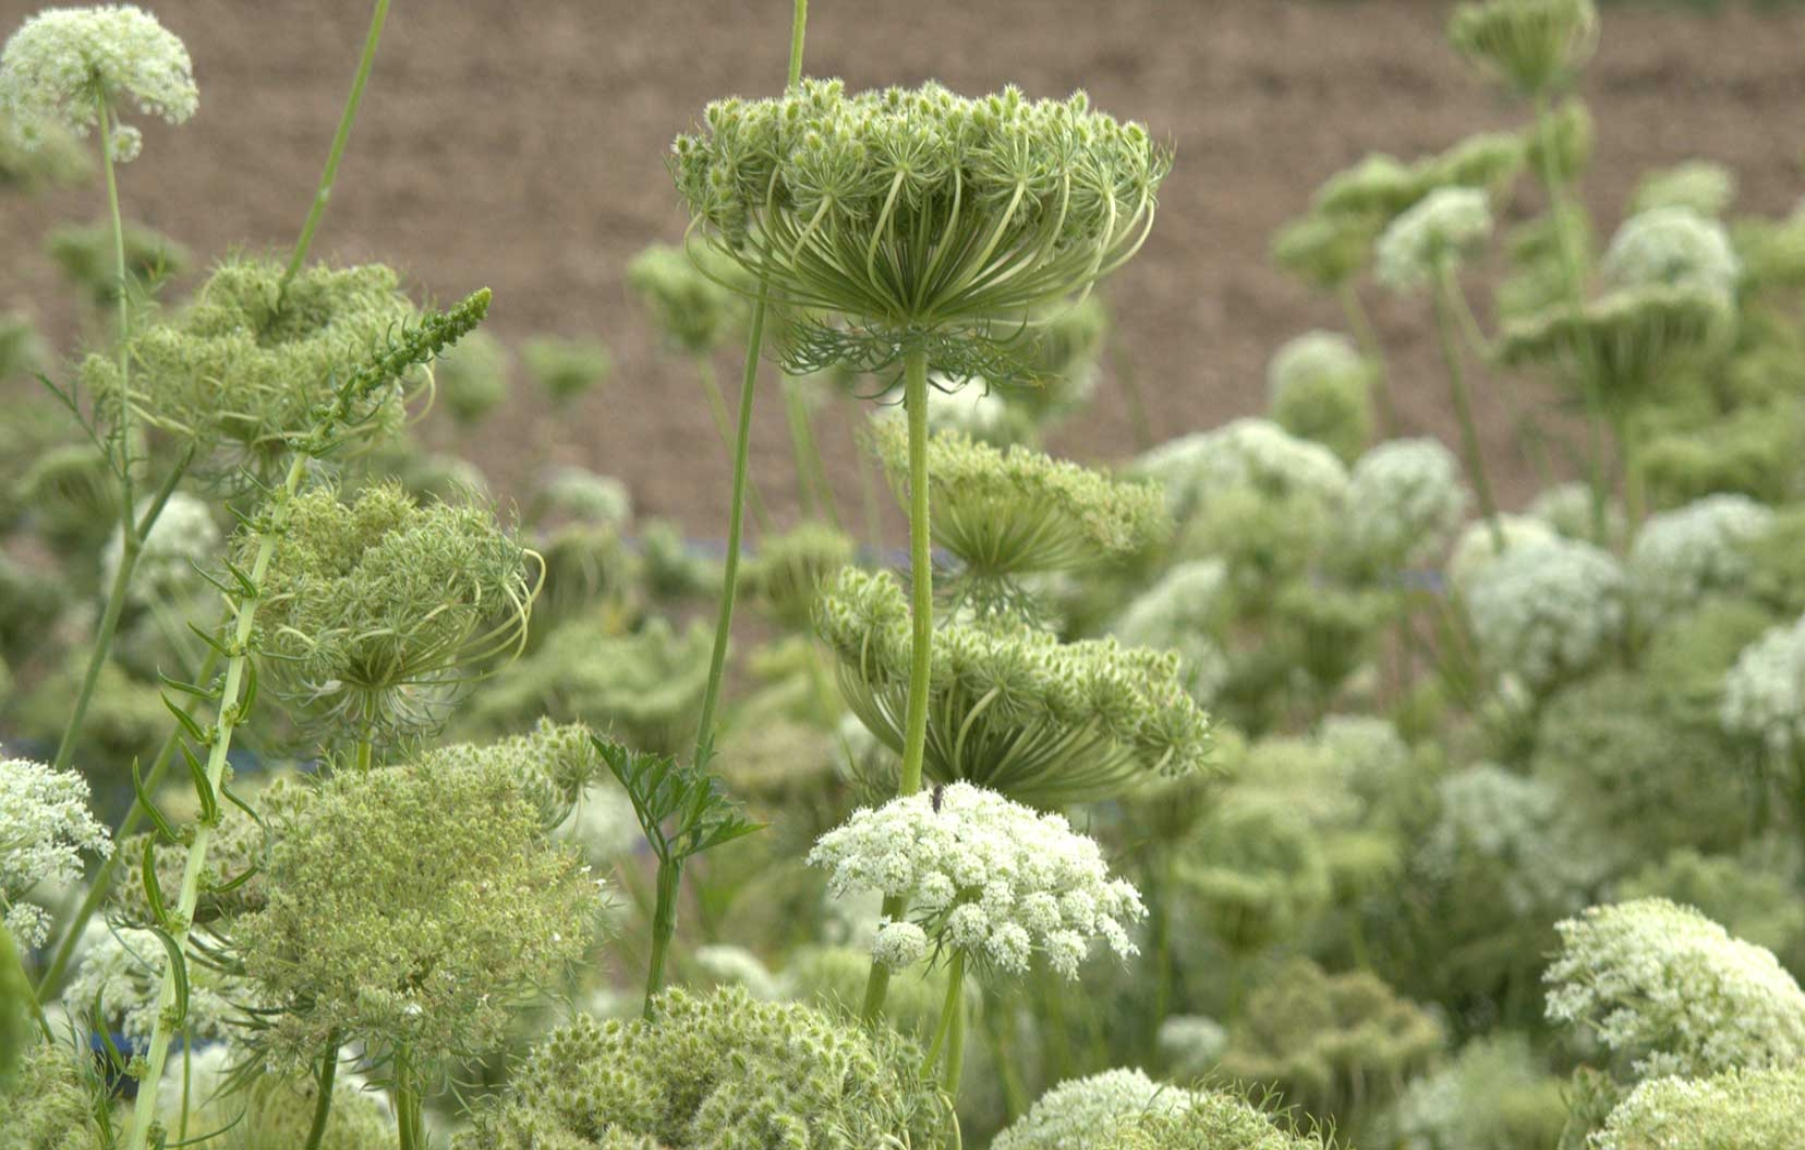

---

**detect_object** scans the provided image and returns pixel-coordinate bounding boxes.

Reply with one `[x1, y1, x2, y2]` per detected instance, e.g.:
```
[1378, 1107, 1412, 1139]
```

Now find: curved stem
[280, 0, 392, 302]
[302, 1033, 343, 1150]
[1432, 264, 1504, 553]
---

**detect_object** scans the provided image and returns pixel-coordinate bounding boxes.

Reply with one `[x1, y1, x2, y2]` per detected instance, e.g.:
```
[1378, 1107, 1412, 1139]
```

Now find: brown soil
[5, 0, 1805, 535]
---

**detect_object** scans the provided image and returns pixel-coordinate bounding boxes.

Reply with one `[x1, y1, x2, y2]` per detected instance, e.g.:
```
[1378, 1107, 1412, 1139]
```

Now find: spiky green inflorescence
[523, 335, 613, 407]
[0, 4, 197, 161]
[1219, 958, 1444, 1127]
[81, 258, 420, 472]
[1448, 0, 1598, 97]
[250, 481, 535, 751]
[1594, 1066, 1805, 1150]
[1545, 898, 1805, 1081]
[627, 241, 749, 356]
[869, 418, 1165, 583]
[737, 522, 856, 630]
[671, 79, 1169, 383]
[1631, 160, 1736, 218]
[1110, 1099, 1330, 1150]
[816, 567, 1210, 806]
[237, 739, 604, 1076]
[1494, 283, 1732, 412]
[455, 987, 947, 1150]
[434, 327, 512, 427]
[1266, 331, 1375, 465]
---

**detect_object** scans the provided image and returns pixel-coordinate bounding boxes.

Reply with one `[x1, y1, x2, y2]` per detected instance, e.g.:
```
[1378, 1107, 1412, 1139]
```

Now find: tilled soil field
[4, 0, 1804, 533]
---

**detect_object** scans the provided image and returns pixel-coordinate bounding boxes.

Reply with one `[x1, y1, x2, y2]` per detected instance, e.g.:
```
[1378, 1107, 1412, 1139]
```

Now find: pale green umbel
[1449, 0, 1598, 97]
[671, 79, 1169, 381]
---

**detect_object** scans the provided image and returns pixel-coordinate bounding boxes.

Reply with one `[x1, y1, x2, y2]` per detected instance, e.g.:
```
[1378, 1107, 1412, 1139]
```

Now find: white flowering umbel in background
[1719, 613, 1805, 833]
[1463, 536, 1627, 693]
[1628, 494, 1772, 626]
[1335, 438, 1470, 576]
[808, 781, 1144, 1100]
[1, 754, 111, 950]
[1545, 898, 1805, 1081]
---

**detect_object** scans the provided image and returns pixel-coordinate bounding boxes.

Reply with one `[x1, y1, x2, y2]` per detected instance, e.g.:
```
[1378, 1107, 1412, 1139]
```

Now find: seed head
[1449, 0, 1599, 97]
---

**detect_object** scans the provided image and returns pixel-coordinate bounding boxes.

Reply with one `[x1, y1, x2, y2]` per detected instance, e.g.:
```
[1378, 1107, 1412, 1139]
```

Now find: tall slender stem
[692, 297, 767, 768]
[126, 453, 312, 1150]
[1432, 263, 1504, 553]
[690, 0, 809, 767]
[861, 346, 935, 1023]
[280, 0, 392, 302]
[1531, 92, 1609, 545]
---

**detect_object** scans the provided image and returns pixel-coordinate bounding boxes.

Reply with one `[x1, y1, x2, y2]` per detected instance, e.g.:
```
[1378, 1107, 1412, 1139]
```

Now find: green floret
[237, 743, 604, 1076]
[455, 987, 945, 1150]
[252, 481, 535, 750]
[816, 567, 1210, 806]
[870, 419, 1166, 586]
[671, 79, 1168, 383]
[84, 258, 419, 473]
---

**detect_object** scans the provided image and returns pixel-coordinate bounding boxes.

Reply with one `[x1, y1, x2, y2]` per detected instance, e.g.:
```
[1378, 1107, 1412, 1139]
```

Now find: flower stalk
[1432, 261, 1505, 552]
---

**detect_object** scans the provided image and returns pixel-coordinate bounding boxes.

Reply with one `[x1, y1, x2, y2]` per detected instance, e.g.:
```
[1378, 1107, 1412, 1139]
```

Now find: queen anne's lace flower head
[1384, 1033, 1567, 1150]
[1446, 512, 1557, 593]
[1720, 614, 1805, 758]
[1545, 898, 1805, 1080]
[991, 1069, 1189, 1150]
[808, 781, 1144, 979]
[1375, 187, 1494, 293]
[1593, 1066, 1805, 1150]
[1266, 331, 1374, 463]
[1629, 494, 1773, 625]
[63, 924, 243, 1042]
[0, 5, 196, 161]
[1448, 0, 1599, 96]
[1464, 537, 1627, 692]
[1338, 438, 1470, 572]
[1135, 418, 1349, 526]
[1, 754, 111, 947]
[1603, 206, 1741, 301]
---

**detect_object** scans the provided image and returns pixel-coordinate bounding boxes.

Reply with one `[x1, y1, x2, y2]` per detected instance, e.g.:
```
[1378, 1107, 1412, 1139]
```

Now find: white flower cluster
[693, 944, 782, 1001]
[1157, 1015, 1228, 1079]
[1720, 615, 1805, 758]
[1, 753, 111, 947]
[101, 491, 221, 607]
[1339, 438, 1470, 570]
[1593, 1066, 1805, 1150]
[1376, 187, 1494, 292]
[1109, 559, 1230, 704]
[63, 924, 243, 1041]
[1446, 513, 1557, 594]
[1417, 764, 1594, 915]
[1629, 494, 1773, 625]
[0, 5, 197, 162]
[807, 781, 1144, 978]
[1527, 481, 1624, 546]
[1464, 537, 1627, 692]
[1136, 418, 1349, 523]
[1266, 330, 1367, 403]
[992, 1068, 1190, 1150]
[1545, 898, 1805, 1079]
[1603, 206, 1741, 300]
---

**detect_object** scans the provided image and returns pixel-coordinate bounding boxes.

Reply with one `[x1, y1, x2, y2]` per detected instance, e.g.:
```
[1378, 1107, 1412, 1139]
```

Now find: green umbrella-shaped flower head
[671, 79, 1169, 385]
[1449, 0, 1598, 97]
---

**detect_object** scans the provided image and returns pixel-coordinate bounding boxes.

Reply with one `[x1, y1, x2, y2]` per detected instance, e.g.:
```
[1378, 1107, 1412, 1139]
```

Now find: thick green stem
[1432, 264, 1504, 553]
[692, 298, 768, 769]
[1339, 282, 1396, 435]
[788, 0, 808, 87]
[392, 1048, 424, 1150]
[302, 1033, 343, 1150]
[642, 859, 682, 1019]
[861, 347, 935, 1023]
[937, 954, 968, 1100]
[126, 454, 311, 1150]
[281, 0, 391, 302]
[1532, 92, 1609, 545]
